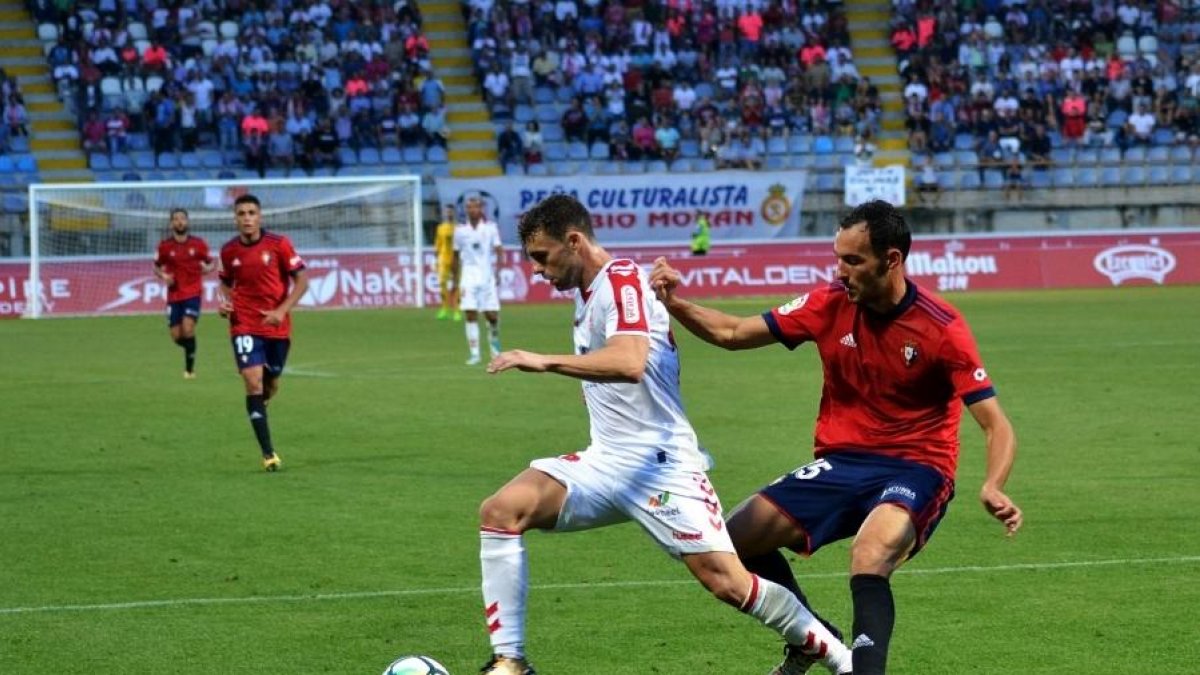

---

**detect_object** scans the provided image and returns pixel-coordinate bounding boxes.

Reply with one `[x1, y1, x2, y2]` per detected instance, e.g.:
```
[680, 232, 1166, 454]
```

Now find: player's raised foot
[436, 308, 449, 320]
[479, 655, 535, 675]
[466, 355, 481, 366]
[262, 453, 282, 472]
[183, 371, 196, 379]
[768, 643, 816, 675]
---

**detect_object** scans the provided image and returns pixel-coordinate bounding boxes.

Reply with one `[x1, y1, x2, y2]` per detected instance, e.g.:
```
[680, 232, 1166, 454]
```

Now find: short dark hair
[518, 194, 594, 245]
[234, 194, 261, 209]
[170, 207, 188, 218]
[838, 200, 911, 261]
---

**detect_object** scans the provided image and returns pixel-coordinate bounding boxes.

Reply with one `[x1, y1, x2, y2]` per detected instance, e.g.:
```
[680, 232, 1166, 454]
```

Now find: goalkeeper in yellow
[435, 204, 461, 321]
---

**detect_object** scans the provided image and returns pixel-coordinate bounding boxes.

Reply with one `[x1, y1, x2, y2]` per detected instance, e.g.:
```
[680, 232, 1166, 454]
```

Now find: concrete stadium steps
[846, 0, 908, 168]
[0, 0, 93, 184]
[419, 0, 500, 176]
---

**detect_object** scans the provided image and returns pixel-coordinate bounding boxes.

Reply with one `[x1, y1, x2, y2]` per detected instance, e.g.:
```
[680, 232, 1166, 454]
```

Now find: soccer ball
[382, 655, 449, 675]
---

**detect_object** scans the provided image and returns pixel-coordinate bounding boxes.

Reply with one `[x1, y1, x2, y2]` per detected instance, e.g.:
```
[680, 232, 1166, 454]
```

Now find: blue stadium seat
[1123, 146, 1146, 163]
[955, 150, 978, 166]
[767, 136, 788, 155]
[1029, 170, 1051, 189]
[567, 141, 589, 161]
[679, 139, 700, 158]
[834, 136, 855, 153]
[788, 135, 812, 154]
[766, 155, 789, 170]
[815, 173, 839, 192]
[513, 105, 534, 123]
[544, 142, 566, 162]
[123, 171, 144, 181]
[0, 173, 18, 187]
[1075, 167, 1097, 186]
[1146, 146, 1169, 163]
[527, 163, 549, 175]
[131, 151, 156, 169]
[1075, 148, 1099, 164]
[3, 193, 28, 213]
[1169, 165, 1191, 184]
[814, 154, 837, 170]
[555, 86, 574, 103]
[551, 161, 578, 176]
[623, 161, 645, 174]
[1051, 167, 1074, 187]
[982, 169, 1004, 189]
[199, 149, 224, 168]
[535, 105, 558, 124]
[595, 160, 621, 174]
[1147, 165, 1169, 185]
[1123, 165, 1146, 185]
[157, 153, 179, 169]
[429, 164, 451, 178]
[127, 133, 150, 151]
[402, 146, 424, 163]
[693, 158, 716, 171]
[533, 87, 555, 104]
[14, 155, 37, 172]
[1050, 148, 1073, 164]
[1106, 110, 1128, 129]
[934, 152, 955, 168]
[812, 136, 834, 154]
[426, 145, 447, 163]
[693, 82, 715, 100]
[10, 136, 30, 153]
[1100, 147, 1123, 164]
[542, 124, 564, 142]
[504, 162, 524, 175]
[1100, 166, 1122, 186]
[111, 153, 133, 169]
[670, 158, 692, 171]
[89, 153, 111, 170]
[339, 147, 358, 166]
[1169, 145, 1192, 163]
[166, 171, 189, 180]
[381, 147, 402, 164]
[216, 170, 236, 179]
[359, 147, 381, 164]
[937, 170, 958, 189]
[179, 152, 201, 169]
[589, 142, 609, 159]
[954, 134, 976, 151]
[1152, 128, 1173, 145]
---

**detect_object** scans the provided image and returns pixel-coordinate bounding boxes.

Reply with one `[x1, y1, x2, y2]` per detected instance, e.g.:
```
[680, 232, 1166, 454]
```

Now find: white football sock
[480, 528, 527, 659]
[465, 321, 480, 359]
[742, 574, 852, 674]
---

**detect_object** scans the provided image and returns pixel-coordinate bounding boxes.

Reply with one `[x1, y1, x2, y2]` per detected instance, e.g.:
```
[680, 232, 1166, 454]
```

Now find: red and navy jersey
[154, 235, 211, 303]
[763, 279, 995, 479]
[218, 231, 305, 339]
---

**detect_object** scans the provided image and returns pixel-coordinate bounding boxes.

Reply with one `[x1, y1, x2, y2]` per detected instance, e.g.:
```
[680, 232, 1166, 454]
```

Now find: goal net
[24, 176, 423, 318]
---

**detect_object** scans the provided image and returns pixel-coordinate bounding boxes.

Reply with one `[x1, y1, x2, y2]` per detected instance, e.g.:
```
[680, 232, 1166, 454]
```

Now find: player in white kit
[453, 197, 504, 365]
[477, 195, 852, 675]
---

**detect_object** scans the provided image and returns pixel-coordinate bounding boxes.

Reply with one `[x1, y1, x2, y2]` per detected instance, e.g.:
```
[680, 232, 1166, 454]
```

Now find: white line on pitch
[2, 555, 1197, 616]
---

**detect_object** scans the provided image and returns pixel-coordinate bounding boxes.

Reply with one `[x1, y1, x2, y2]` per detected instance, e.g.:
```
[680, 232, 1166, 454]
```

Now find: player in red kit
[153, 208, 214, 378]
[650, 200, 1022, 675]
[217, 194, 309, 471]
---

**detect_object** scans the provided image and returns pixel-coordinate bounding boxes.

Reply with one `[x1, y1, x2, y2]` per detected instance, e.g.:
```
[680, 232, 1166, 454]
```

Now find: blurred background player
[477, 195, 851, 675]
[650, 200, 1022, 675]
[217, 194, 309, 472]
[153, 208, 215, 379]
[452, 197, 503, 365]
[691, 210, 711, 256]
[434, 204, 461, 321]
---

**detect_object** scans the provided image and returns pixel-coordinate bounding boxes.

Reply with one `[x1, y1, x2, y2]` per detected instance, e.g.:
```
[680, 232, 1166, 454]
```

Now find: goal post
[25, 175, 424, 318]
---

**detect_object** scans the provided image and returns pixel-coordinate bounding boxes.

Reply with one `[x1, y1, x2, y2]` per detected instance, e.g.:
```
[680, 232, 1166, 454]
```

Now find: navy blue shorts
[230, 335, 291, 376]
[167, 297, 201, 327]
[759, 452, 955, 559]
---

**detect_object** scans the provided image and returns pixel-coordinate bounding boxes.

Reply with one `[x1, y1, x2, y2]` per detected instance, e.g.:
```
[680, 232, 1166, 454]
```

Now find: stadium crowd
[465, 0, 878, 172]
[26, 0, 449, 176]
[890, 0, 1200, 189]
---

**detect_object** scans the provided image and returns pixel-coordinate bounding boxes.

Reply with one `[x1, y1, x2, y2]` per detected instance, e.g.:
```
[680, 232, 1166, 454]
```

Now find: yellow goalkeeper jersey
[435, 221, 456, 269]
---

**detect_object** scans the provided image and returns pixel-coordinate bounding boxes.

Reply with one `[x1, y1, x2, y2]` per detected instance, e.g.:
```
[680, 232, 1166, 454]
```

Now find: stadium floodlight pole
[25, 174, 424, 318]
[27, 182, 42, 318]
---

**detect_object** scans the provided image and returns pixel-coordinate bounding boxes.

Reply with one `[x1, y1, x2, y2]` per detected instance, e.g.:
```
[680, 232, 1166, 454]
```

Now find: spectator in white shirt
[1126, 104, 1156, 144]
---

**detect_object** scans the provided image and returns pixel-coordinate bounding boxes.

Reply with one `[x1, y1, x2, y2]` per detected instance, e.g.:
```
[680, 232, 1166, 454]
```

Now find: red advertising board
[2, 230, 1197, 318]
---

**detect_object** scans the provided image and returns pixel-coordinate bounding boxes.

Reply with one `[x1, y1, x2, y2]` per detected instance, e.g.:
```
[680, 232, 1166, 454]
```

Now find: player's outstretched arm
[488, 335, 649, 383]
[648, 256, 775, 350]
[968, 397, 1023, 536]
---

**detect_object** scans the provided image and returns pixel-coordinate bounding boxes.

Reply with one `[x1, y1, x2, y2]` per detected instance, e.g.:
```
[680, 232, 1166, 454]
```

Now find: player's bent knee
[685, 554, 748, 606]
[849, 539, 904, 576]
[478, 493, 527, 533]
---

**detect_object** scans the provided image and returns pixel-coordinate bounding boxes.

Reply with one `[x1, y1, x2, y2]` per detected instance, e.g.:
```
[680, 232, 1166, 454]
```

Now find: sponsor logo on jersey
[839, 332, 857, 348]
[671, 531, 704, 541]
[621, 285, 640, 324]
[648, 492, 670, 508]
[902, 340, 919, 367]
[973, 367, 988, 382]
[1092, 244, 1176, 285]
[777, 292, 810, 315]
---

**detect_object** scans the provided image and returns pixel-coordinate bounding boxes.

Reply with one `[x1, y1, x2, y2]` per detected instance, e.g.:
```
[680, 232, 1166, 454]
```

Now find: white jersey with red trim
[572, 258, 710, 470]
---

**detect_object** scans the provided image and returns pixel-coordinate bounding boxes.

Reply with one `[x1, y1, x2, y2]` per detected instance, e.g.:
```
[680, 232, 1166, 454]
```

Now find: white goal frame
[26, 175, 424, 318]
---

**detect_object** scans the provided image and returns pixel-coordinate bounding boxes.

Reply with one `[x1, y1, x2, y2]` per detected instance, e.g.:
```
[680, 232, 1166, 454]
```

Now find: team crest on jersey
[232, 258, 241, 267]
[609, 260, 637, 277]
[902, 340, 919, 367]
[188, 247, 195, 256]
[777, 293, 809, 315]
[261, 252, 271, 265]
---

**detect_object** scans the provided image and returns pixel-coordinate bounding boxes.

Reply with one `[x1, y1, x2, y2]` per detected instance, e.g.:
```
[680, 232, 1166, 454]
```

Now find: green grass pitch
[1, 286, 1198, 673]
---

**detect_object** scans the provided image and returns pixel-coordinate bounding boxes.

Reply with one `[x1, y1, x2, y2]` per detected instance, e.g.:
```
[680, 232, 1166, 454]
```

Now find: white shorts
[529, 447, 735, 558]
[459, 280, 500, 312]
